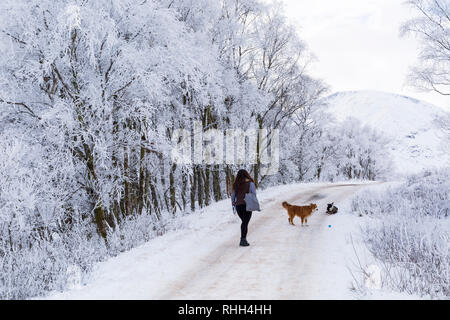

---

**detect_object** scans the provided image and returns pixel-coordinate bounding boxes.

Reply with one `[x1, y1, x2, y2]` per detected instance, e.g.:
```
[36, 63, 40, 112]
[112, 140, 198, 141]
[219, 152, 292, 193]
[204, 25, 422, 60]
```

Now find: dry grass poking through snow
[350, 169, 450, 299]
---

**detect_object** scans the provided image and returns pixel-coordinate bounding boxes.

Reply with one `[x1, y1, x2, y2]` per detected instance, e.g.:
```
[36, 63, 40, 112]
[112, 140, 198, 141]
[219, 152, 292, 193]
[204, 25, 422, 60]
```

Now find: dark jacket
[231, 180, 256, 206]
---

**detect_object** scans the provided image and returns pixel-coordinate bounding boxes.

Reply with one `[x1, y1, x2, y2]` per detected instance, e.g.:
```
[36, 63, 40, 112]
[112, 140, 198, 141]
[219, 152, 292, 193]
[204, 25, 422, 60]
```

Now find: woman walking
[231, 169, 257, 247]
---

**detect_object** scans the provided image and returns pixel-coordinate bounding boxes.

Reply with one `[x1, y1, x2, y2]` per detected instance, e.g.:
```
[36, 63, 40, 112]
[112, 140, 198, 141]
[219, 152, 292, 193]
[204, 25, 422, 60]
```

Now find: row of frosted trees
[0, 0, 326, 242]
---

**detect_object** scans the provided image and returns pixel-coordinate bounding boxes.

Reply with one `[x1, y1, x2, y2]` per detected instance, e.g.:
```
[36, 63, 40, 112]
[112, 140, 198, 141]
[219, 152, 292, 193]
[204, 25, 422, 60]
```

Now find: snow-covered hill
[322, 91, 450, 175]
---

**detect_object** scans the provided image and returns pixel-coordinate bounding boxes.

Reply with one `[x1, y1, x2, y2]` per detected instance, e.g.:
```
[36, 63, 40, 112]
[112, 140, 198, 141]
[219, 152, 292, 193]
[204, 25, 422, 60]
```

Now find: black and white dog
[326, 202, 338, 214]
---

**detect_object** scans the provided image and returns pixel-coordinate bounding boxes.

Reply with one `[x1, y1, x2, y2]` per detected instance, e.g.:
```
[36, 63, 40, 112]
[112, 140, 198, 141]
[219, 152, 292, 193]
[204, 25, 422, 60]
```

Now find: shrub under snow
[350, 169, 450, 298]
[0, 206, 177, 299]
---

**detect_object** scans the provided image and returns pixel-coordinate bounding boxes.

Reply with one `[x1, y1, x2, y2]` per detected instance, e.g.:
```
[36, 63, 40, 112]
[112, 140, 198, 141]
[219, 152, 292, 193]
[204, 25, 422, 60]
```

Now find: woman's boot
[240, 238, 250, 246]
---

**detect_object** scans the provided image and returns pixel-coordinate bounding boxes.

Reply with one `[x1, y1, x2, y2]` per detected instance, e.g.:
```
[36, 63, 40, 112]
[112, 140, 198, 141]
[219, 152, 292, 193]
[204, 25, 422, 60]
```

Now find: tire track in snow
[158, 184, 368, 299]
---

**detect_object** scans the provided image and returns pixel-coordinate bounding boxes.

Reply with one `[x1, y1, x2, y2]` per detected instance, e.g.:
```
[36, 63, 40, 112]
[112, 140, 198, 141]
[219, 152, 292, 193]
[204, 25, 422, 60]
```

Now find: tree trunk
[137, 135, 146, 215]
[169, 163, 177, 214]
[159, 155, 170, 212]
[197, 166, 204, 208]
[190, 168, 197, 212]
[123, 146, 130, 216]
[253, 116, 264, 187]
[204, 165, 211, 206]
[149, 174, 161, 220]
[212, 165, 222, 201]
[225, 166, 232, 197]
[83, 141, 108, 240]
[181, 170, 187, 211]
[94, 204, 107, 240]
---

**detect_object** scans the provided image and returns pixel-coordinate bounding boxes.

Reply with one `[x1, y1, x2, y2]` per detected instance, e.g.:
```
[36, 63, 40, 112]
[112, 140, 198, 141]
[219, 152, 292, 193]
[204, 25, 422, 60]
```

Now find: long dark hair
[232, 169, 255, 191]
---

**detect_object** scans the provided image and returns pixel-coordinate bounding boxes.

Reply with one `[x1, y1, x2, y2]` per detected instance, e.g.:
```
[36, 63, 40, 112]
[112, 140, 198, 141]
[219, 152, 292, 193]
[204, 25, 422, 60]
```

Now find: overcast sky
[279, 0, 449, 110]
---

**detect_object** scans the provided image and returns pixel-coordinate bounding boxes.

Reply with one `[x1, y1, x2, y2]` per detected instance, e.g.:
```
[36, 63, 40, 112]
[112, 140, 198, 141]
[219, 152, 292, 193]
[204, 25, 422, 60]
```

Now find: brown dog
[282, 201, 318, 226]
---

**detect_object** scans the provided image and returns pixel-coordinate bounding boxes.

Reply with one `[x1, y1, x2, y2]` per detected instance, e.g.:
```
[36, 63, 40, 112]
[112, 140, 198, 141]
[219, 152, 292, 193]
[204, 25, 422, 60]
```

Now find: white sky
[279, 0, 449, 110]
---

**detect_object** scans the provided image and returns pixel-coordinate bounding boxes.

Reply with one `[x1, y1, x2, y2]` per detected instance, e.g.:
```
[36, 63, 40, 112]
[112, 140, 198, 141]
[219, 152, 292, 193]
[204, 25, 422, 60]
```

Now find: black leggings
[236, 204, 252, 239]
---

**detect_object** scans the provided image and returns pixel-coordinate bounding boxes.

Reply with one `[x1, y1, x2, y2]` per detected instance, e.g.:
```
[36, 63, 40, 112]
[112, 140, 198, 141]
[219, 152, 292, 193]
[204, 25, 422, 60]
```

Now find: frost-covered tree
[325, 118, 393, 181]
[210, 1, 328, 184]
[282, 116, 393, 183]
[0, 0, 230, 237]
[401, 0, 450, 96]
[0, 0, 328, 298]
[280, 104, 330, 182]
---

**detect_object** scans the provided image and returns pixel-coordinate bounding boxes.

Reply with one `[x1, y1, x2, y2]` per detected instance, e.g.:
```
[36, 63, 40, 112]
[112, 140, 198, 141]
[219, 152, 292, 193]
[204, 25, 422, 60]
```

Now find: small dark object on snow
[326, 203, 338, 215]
[240, 238, 250, 247]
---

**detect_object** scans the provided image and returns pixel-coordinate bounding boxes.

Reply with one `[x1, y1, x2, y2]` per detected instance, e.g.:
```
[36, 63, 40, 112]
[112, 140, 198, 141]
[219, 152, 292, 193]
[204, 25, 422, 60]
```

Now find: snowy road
[48, 183, 373, 300]
[157, 183, 367, 300]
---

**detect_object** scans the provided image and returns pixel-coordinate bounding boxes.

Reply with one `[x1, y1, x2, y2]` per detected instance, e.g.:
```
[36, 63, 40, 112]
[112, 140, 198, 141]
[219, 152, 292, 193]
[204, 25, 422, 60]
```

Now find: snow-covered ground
[43, 181, 417, 300]
[322, 91, 450, 175]
[335, 181, 426, 300]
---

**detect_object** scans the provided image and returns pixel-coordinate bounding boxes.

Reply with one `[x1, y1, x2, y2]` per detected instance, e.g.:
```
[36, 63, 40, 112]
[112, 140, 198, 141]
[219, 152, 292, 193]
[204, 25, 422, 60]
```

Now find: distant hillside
[322, 91, 450, 175]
